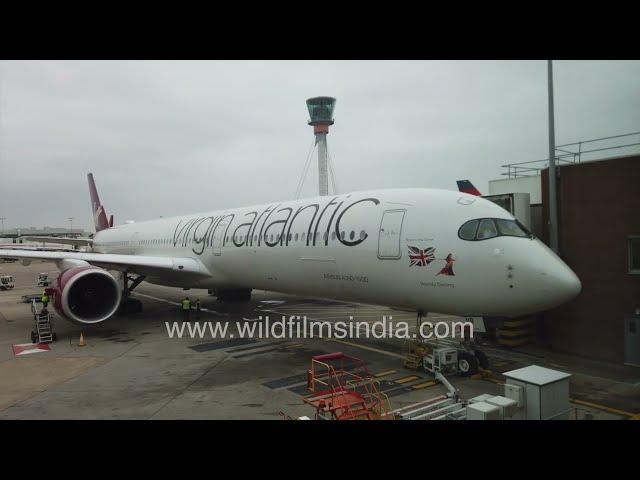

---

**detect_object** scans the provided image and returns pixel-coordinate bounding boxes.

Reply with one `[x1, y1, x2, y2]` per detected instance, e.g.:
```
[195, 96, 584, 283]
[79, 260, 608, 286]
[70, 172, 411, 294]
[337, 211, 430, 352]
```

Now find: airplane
[456, 180, 482, 196]
[0, 173, 581, 326]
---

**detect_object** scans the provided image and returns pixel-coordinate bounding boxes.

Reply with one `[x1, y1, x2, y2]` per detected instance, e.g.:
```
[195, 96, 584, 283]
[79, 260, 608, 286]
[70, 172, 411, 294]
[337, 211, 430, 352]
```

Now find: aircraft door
[378, 209, 405, 259]
[213, 219, 230, 256]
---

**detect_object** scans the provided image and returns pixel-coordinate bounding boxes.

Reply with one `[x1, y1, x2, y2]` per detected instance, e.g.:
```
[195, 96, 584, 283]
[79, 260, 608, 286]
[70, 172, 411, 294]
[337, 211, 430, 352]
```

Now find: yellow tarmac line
[286, 343, 304, 349]
[570, 399, 638, 418]
[374, 369, 397, 378]
[395, 375, 421, 384]
[412, 381, 438, 390]
[326, 338, 405, 359]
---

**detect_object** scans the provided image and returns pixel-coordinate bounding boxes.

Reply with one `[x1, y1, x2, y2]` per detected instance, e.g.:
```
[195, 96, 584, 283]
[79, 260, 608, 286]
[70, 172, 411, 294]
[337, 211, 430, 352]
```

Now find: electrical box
[468, 394, 494, 404]
[466, 401, 500, 420]
[503, 365, 571, 420]
[504, 384, 525, 407]
[486, 395, 518, 420]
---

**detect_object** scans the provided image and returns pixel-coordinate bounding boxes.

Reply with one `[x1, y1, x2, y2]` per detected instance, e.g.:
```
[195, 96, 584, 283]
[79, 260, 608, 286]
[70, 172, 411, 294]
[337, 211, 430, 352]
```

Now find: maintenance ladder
[31, 299, 54, 343]
[35, 313, 53, 343]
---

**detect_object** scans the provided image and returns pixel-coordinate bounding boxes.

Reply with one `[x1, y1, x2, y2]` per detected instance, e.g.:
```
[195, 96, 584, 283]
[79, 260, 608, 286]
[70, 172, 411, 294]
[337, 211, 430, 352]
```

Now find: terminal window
[629, 237, 640, 274]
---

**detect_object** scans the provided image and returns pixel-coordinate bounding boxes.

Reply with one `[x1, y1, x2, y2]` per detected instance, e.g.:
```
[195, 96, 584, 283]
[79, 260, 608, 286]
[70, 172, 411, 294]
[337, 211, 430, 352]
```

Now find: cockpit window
[477, 219, 498, 240]
[458, 218, 533, 241]
[495, 218, 530, 238]
[458, 219, 479, 240]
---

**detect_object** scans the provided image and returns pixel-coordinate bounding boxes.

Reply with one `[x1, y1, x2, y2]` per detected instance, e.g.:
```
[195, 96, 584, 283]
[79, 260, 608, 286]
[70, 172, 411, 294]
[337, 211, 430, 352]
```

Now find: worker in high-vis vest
[195, 298, 201, 319]
[41, 291, 50, 309]
[181, 297, 191, 322]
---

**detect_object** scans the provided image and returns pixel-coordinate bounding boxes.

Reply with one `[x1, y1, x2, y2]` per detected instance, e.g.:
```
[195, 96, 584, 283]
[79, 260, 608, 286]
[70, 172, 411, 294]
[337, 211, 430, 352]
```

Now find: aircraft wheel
[31, 331, 37, 343]
[52, 333, 58, 342]
[457, 351, 479, 377]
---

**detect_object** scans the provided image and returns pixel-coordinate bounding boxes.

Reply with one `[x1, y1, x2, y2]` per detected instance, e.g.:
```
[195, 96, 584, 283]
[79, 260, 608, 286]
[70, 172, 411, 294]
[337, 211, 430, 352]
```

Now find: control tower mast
[306, 96, 336, 196]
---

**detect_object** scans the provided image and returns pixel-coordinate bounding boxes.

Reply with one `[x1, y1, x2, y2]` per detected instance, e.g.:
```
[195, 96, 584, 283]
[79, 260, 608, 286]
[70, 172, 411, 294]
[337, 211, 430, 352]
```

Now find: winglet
[88, 173, 111, 232]
[456, 180, 482, 196]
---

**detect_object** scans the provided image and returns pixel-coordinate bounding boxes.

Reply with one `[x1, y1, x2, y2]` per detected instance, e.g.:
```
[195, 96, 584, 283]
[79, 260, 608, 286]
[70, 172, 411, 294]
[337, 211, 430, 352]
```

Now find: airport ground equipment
[30, 299, 56, 343]
[37, 272, 50, 286]
[303, 352, 392, 420]
[0, 275, 14, 290]
[503, 365, 571, 420]
[466, 401, 500, 420]
[404, 337, 489, 377]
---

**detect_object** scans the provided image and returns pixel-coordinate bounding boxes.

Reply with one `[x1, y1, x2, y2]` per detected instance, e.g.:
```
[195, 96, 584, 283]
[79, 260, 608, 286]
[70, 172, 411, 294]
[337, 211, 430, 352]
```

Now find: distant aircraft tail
[456, 180, 482, 196]
[87, 173, 112, 232]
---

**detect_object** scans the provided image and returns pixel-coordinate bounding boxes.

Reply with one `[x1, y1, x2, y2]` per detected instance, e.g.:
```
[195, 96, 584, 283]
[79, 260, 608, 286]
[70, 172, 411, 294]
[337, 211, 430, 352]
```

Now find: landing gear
[457, 351, 479, 377]
[216, 289, 252, 302]
[116, 272, 146, 316]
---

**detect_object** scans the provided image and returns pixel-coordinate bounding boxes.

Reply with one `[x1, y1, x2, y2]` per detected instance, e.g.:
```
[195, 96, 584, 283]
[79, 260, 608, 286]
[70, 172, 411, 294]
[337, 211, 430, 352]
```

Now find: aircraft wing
[22, 236, 94, 247]
[0, 249, 209, 278]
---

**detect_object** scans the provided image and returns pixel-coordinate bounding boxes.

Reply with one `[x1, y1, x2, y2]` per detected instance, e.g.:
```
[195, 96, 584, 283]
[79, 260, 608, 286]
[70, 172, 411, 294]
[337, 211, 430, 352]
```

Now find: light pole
[0, 217, 5, 234]
[547, 60, 559, 253]
[68, 217, 74, 237]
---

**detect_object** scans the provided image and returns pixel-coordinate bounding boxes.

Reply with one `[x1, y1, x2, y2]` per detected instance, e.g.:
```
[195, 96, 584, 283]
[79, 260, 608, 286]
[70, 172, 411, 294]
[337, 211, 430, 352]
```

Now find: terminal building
[487, 133, 640, 365]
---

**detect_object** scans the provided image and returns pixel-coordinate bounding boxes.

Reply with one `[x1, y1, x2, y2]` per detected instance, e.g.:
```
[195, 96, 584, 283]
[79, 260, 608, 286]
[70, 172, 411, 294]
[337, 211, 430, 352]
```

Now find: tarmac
[1, 261, 639, 420]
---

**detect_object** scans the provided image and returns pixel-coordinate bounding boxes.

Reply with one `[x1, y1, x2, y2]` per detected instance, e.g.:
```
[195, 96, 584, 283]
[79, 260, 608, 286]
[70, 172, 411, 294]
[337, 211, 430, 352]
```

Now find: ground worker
[181, 297, 191, 322]
[41, 290, 49, 309]
[195, 298, 201, 319]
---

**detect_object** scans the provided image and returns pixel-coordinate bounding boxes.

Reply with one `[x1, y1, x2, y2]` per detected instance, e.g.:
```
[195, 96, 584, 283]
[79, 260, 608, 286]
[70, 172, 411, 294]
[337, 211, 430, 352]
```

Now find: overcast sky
[0, 60, 638, 231]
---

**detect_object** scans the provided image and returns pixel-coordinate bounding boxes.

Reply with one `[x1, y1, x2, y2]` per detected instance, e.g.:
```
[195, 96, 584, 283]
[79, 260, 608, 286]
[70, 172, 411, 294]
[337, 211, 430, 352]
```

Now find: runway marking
[132, 292, 226, 316]
[326, 338, 405, 359]
[395, 375, 421, 384]
[411, 381, 437, 390]
[569, 399, 638, 418]
[286, 343, 304, 349]
[374, 369, 396, 378]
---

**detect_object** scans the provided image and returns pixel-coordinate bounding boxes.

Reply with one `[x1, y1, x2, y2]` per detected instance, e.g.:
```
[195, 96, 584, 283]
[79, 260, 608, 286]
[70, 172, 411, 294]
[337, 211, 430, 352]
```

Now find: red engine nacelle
[47, 266, 121, 324]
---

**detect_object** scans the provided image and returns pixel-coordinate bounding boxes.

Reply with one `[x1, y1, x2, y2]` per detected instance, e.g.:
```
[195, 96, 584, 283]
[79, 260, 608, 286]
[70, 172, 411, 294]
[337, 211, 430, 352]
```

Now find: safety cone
[78, 332, 86, 347]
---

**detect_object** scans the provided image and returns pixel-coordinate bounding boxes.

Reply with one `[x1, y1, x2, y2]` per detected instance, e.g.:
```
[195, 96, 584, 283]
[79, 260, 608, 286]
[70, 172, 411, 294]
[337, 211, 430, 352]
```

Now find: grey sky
[0, 60, 638, 231]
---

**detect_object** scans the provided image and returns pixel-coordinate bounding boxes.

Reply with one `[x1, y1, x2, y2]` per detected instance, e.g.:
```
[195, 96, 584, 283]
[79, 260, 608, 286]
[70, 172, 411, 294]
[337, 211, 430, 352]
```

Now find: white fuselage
[91, 188, 581, 317]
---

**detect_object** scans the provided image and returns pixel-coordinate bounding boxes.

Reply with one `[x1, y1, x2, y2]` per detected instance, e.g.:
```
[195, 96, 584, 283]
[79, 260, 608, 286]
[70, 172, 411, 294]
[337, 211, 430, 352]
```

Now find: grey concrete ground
[0, 261, 638, 420]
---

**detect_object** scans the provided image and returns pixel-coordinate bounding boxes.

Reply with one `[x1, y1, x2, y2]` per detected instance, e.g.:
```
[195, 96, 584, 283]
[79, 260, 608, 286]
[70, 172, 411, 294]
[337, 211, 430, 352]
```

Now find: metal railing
[502, 131, 640, 178]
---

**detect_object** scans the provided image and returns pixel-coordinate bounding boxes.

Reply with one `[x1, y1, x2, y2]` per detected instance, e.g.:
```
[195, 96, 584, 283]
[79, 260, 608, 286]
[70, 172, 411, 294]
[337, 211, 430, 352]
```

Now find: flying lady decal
[436, 253, 456, 276]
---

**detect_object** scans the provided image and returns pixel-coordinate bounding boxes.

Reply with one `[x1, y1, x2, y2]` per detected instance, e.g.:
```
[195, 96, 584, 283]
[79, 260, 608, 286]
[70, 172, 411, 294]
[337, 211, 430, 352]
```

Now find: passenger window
[477, 219, 498, 240]
[323, 232, 328, 242]
[350, 231, 355, 240]
[331, 232, 336, 240]
[295, 233, 299, 242]
[360, 230, 366, 240]
[459, 219, 479, 241]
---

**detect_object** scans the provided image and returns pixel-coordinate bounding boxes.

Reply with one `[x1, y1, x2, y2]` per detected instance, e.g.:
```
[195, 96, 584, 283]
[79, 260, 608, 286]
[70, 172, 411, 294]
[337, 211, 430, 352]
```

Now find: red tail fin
[88, 173, 110, 232]
[456, 180, 482, 196]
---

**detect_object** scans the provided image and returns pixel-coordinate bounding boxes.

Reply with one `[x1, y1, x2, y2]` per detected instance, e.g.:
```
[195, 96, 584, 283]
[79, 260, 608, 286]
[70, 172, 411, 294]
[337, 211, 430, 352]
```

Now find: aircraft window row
[225, 230, 367, 245]
[458, 218, 532, 241]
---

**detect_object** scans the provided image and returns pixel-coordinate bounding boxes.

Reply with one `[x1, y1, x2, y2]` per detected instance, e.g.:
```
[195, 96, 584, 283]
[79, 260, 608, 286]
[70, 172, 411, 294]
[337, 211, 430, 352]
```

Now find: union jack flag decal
[408, 246, 435, 267]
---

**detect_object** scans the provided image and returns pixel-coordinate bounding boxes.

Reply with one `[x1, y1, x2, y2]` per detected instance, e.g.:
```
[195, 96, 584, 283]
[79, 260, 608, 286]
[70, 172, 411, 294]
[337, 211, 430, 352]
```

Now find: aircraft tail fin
[87, 173, 111, 232]
[456, 180, 482, 196]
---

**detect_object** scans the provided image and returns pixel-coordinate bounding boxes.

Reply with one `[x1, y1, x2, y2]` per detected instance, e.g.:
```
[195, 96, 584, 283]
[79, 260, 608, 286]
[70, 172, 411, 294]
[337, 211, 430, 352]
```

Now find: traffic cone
[78, 332, 86, 347]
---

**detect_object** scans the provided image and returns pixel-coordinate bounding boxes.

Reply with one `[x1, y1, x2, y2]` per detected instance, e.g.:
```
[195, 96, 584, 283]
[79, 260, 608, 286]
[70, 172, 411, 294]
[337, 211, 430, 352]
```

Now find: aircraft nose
[543, 261, 582, 305]
[533, 242, 582, 308]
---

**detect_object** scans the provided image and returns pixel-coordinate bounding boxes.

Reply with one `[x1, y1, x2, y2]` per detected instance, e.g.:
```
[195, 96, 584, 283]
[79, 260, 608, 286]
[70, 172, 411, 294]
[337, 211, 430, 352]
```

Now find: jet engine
[49, 265, 121, 324]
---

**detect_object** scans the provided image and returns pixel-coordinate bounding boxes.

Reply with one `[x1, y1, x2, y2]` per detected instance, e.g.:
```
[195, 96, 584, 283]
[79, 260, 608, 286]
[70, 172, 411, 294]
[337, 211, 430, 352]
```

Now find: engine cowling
[49, 266, 121, 324]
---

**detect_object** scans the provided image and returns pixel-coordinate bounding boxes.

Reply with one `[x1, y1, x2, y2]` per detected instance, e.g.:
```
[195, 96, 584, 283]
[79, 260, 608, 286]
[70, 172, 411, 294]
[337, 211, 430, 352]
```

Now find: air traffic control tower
[306, 96, 336, 196]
